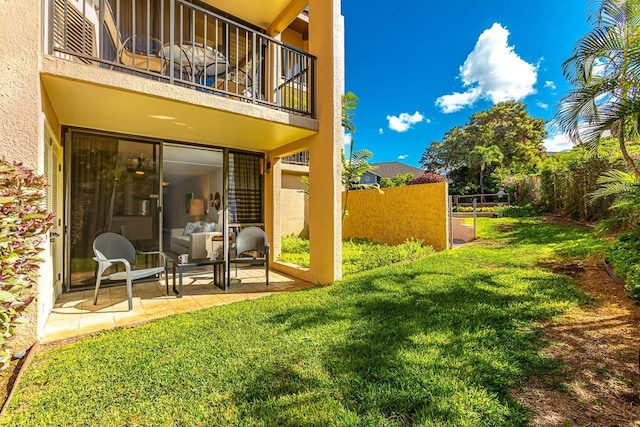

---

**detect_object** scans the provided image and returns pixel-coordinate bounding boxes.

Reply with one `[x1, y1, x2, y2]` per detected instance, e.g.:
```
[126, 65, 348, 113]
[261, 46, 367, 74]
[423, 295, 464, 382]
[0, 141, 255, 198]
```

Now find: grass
[1, 218, 608, 426]
[279, 236, 434, 275]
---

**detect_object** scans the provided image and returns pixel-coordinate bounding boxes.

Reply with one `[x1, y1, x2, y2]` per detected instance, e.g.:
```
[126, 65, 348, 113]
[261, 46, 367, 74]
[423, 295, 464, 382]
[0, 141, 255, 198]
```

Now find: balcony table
[161, 41, 228, 83]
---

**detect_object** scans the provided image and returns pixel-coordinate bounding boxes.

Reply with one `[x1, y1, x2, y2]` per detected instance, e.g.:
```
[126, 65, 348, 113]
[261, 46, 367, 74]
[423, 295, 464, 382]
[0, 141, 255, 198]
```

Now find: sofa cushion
[183, 222, 199, 235]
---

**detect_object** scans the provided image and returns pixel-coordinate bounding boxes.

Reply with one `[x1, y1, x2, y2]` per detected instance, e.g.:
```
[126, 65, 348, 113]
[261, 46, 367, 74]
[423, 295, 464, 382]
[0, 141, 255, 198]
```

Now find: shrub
[605, 231, 640, 302]
[496, 204, 545, 218]
[0, 158, 54, 369]
[280, 234, 309, 255]
[452, 206, 500, 213]
[407, 172, 448, 185]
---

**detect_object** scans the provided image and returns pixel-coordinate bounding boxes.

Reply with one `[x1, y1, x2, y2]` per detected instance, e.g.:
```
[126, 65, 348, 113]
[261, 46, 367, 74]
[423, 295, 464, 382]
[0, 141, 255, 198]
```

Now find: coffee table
[171, 257, 226, 297]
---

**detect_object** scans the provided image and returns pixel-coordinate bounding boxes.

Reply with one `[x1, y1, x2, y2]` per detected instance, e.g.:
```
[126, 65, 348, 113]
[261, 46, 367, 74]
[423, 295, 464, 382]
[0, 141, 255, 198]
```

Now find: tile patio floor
[43, 267, 313, 344]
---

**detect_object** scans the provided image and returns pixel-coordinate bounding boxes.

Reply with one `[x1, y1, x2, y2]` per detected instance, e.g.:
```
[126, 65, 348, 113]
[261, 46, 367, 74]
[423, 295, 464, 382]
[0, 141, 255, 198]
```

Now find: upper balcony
[48, 0, 315, 118]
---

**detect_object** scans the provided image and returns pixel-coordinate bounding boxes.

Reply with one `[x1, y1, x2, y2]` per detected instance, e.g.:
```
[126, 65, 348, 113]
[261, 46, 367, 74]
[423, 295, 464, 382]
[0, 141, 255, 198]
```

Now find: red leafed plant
[407, 172, 448, 185]
[0, 158, 54, 370]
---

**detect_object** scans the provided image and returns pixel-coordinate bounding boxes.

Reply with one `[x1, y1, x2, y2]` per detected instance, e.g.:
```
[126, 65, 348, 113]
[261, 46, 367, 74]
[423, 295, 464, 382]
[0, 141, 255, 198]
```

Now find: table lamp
[189, 198, 205, 221]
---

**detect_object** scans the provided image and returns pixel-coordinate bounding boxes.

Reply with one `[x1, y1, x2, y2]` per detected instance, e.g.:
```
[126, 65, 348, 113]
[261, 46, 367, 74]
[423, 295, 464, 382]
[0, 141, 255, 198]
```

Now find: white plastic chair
[93, 232, 168, 310]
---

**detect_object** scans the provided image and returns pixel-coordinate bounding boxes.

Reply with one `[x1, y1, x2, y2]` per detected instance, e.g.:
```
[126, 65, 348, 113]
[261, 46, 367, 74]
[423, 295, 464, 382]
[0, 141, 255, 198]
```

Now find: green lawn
[2, 218, 607, 426]
[279, 236, 434, 275]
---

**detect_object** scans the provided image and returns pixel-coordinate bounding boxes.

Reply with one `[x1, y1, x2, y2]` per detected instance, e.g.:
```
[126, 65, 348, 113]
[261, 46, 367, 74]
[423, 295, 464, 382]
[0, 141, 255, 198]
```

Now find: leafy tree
[421, 101, 546, 194]
[554, 0, 640, 179]
[469, 145, 504, 197]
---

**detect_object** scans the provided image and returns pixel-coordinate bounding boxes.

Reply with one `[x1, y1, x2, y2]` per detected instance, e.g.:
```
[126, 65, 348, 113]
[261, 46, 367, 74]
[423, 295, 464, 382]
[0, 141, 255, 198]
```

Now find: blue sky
[341, 0, 591, 168]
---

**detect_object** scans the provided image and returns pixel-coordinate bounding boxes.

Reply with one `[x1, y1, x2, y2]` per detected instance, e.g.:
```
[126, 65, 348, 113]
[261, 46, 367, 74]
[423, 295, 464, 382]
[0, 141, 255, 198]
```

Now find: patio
[42, 266, 313, 344]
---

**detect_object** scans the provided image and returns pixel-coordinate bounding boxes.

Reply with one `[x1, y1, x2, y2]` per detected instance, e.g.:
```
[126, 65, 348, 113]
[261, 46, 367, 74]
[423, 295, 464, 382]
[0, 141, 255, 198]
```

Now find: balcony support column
[307, 0, 344, 283]
[265, 157, 283, 262]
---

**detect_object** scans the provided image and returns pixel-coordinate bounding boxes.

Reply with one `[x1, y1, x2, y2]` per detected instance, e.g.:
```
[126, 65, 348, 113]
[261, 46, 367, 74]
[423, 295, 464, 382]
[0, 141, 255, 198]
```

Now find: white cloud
[436, 22, 538, 113]
[544, 80, 556, 91]
[536, 101, 549, 109]
[386, 111, 424, 132]
[544, 133, 573, 152]
[378, 128, 384, 135]
[437, 88, 483, 114]
[397, 154, 409, 160]
[344, 133, 352, 148]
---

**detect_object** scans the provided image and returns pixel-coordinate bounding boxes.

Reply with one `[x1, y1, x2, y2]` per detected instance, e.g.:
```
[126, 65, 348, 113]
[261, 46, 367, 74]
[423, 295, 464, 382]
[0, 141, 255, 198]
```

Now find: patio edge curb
[0, 342, 39, 417]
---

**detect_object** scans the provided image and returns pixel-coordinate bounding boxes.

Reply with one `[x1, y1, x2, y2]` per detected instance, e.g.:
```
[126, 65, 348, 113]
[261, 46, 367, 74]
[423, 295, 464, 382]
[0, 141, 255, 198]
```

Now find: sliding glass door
[64, 130, 264, 290]
[227, 151, 264, 225]
[66, 130, 161, 289]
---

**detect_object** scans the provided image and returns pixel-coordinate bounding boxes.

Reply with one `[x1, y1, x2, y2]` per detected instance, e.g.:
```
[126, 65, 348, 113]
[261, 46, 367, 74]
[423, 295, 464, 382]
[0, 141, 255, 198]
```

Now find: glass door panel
[67, 131, 160, 288]
[227, 151, 263, 225]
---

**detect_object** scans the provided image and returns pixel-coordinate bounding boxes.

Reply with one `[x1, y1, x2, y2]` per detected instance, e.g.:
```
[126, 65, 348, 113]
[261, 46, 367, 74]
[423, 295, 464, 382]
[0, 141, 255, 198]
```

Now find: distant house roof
[370, 162, 424, 179]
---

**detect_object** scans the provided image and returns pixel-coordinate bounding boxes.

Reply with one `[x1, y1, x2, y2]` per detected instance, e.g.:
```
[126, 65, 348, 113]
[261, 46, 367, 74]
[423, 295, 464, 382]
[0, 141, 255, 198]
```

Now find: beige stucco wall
[342, 183, 450, 251]
[0, 0, 59, 342]
[282, 170, 307, 190]
[0, 0, 42, 168]
[280, 167, 308, 237]
[281, 189, 308, 237]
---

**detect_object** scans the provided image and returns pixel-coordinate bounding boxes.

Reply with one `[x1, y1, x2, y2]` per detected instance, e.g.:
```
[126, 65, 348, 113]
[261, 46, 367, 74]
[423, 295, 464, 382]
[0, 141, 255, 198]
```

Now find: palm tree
[554, 0, 640, 180]
[592, 169, 640, 206]
[469, 144, 503, 199]
[591, 169, 640, 228]
[342, 148, 375, 191]
[340, 92, 378, 222]
[342, 91, 359, 134]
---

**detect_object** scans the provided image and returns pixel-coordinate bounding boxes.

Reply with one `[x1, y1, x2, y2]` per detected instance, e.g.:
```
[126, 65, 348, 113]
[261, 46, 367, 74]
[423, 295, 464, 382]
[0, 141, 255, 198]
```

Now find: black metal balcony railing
[282, 150, 309, 166]
[49, 0, 315, 117]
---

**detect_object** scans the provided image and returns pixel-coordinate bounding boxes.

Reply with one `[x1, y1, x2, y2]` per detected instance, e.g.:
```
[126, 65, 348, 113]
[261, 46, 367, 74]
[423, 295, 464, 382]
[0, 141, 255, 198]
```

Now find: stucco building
[0, 0, 344, 340]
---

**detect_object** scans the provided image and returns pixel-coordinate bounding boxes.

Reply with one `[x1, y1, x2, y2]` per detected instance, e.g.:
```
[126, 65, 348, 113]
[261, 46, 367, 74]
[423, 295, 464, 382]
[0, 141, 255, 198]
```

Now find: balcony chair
[216, 67, 252, 97]
[102, 3, 164, 73]
[228, 226, 269, 286]
[92, 232, 168, 311]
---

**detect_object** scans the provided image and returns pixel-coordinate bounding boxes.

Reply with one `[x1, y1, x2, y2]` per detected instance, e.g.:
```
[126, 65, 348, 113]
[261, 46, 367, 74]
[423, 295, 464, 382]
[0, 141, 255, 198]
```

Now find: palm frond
[341, 92, 359, 134]
[591, 168, 640, 201]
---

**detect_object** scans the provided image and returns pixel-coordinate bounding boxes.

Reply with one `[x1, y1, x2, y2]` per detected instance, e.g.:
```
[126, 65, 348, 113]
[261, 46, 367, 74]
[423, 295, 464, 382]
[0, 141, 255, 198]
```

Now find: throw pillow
[183, 222, 198, 235]
[193, 224, 205, 233]
[204, 222, 217, 232]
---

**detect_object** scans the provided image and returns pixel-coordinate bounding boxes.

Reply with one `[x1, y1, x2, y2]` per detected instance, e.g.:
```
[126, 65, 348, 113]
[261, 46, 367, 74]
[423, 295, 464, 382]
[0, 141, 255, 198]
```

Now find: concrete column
[0, 0, 43, 169]
[265, 157, 283, 261]
[307, 0, 344, 283]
